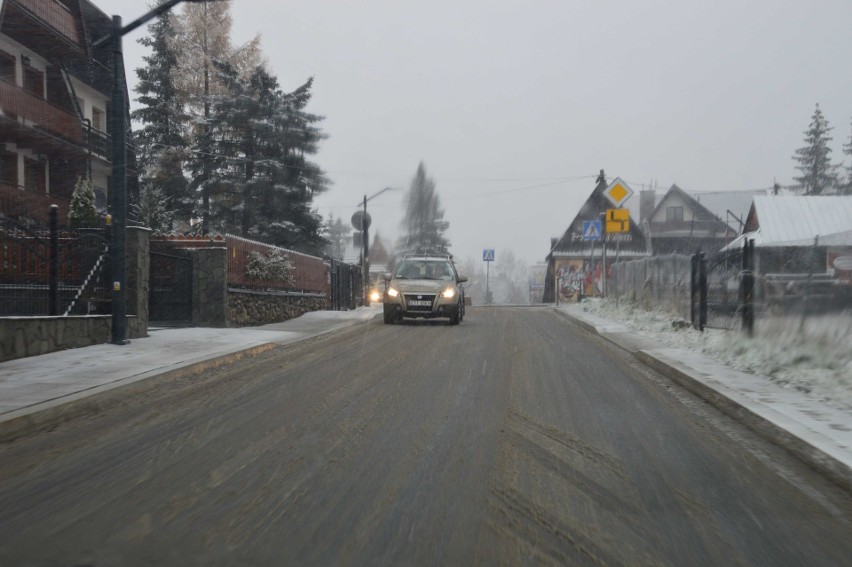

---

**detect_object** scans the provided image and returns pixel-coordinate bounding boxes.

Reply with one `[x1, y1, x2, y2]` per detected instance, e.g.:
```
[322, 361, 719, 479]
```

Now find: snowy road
[0, 307, 850, 565]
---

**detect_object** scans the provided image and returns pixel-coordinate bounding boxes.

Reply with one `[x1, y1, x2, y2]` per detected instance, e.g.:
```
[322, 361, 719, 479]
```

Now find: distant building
[544, 176, 649, 303]
[726, 195, 852, 276]
[0, 0, 137, 225]
[642, 184, 739, 255]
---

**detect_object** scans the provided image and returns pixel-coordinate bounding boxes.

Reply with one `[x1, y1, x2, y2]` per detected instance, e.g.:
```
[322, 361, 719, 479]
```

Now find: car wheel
[449, 307, 460, 326]
[383, 306, 396, 324]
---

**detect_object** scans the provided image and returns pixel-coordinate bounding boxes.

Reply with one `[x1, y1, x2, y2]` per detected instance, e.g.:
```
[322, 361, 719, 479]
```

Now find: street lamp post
[357, 187, 398, 305]
[94, 0, 213, 345]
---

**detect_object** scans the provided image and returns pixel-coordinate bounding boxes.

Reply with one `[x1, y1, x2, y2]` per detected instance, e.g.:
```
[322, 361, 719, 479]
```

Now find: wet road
[1, 307, 850, 565]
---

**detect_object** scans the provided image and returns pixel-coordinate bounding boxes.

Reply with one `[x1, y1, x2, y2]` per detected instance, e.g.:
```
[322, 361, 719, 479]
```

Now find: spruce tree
[843, 117, 852, 195]
[132, 5, 189, 227]
[207, 63, 329, 254]
[793, 103, 839, 195]
[398, 162, 450, 255]
[69, 177, 98, 228]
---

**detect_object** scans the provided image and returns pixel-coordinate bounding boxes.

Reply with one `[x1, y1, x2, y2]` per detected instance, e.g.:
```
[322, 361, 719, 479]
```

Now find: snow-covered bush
[68, 177, 98, 228]
[245, 249, 295, 288]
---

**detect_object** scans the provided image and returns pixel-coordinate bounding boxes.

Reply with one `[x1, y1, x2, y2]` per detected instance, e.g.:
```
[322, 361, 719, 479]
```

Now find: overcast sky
[99, 0, 852, 266]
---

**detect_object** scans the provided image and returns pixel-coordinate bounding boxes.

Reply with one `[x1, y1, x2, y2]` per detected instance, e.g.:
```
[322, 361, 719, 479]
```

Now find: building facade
[0, 0, 135, 225]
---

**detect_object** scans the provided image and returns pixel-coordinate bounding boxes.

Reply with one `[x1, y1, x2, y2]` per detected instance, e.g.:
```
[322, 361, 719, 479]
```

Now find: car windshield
[394, 260, 455, 280]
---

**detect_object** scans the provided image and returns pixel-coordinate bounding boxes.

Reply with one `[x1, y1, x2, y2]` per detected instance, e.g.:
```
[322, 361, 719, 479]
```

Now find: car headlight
[387, 287, 399, 298]
[442, 288, 455, 299]
[369, 289, 382, 302]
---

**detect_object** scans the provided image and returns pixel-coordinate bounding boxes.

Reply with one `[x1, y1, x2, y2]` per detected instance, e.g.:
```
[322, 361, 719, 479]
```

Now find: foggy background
[99, 0, 852, 266]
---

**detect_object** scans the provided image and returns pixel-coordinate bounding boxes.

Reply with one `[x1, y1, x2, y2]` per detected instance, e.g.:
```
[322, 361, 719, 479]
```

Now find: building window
[0, 150, 18, 186]
[23, 65, 44, 97]
[92, 107, 105, 131]
[666, 206, 684, 222]
[24, 157, 45, 193]
[0, 50, 14, 83]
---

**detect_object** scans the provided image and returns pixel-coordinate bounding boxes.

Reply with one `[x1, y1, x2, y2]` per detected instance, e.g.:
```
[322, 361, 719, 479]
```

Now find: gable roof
[548, 179, 648, 259]
[728, 195, 852, 248]
[650, 184, 731, 230]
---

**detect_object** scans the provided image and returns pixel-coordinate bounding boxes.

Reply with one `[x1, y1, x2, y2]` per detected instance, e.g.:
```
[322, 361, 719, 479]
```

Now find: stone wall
[0, 315, 140, 362]
[0, 227, 149, 362]
[228, 289, 327, 327]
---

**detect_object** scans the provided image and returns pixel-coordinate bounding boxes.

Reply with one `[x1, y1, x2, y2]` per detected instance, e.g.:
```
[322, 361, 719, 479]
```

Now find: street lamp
[94, 0, 214, 345]
[356, 187, 398, 305]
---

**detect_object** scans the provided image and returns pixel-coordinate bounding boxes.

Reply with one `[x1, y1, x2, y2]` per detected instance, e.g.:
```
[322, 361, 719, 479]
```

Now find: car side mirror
[458, 275, 468, 283]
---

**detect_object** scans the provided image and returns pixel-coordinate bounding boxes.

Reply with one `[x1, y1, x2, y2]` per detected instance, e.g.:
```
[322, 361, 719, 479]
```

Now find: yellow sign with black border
[606, 208, 629, 233]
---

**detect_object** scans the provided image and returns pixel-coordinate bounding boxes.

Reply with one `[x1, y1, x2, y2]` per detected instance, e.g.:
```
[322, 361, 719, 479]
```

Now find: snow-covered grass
[577, 299, 852, 412]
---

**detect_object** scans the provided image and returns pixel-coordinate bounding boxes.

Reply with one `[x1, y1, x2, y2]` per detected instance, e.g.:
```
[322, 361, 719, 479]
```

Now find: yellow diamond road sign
[603, 177, 634, 207]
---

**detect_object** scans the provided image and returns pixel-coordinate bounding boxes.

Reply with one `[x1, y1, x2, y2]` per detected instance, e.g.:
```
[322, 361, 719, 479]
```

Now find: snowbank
[577, 299, 852, 412]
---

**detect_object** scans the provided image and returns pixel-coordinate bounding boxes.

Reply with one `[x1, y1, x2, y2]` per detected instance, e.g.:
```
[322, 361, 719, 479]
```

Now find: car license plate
[408, 300, 431, 307]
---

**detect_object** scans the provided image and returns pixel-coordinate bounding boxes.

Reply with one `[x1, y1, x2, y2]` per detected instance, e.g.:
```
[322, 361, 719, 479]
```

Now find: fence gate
[149, 240, 193, 325]
[692, 240, 755, 332]
[329, 259, 358, 310]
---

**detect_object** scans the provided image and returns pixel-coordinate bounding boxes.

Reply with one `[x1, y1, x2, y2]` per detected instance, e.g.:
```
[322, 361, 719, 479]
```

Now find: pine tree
[398, 162, 450, 255]
[793, 103, 839, 195]
[132, 183, 170, 232]
[842, 117, 852, 195]
[170, 0, 263, 232]
[323, 214, 351, 259]
[207, 63, 329, 254]
[132, 5, 189, 227]
[69, 177, 98, 228]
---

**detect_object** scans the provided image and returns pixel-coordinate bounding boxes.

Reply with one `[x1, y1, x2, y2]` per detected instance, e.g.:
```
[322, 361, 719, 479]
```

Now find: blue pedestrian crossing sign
[483, 249, 495, 262]
[582, 220, 602, 241]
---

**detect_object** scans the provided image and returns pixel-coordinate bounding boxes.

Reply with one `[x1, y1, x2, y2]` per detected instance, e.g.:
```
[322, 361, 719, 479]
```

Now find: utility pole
[94, 0, 219, 345]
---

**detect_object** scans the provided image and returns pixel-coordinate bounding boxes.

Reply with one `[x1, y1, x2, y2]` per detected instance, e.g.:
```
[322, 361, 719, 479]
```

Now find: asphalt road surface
[1, 307, 850, 566]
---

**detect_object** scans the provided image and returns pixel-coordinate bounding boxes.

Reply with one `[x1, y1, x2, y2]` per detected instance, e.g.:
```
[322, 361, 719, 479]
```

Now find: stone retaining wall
[0, 315, 143, 362]
[228, 289, 327, 327]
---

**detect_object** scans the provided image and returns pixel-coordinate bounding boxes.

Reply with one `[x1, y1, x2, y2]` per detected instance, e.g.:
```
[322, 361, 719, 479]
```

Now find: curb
[553, 307, 852, 493]
[0, 343, 278, 443]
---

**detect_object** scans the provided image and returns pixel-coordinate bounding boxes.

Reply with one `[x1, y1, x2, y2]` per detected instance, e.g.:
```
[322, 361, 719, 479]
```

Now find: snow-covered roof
[725, 195, 852, 249]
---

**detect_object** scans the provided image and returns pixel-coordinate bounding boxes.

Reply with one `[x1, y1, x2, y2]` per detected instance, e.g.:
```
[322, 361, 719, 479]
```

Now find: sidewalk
[556, 304, 852, 492]
[0, 306, 381, 442]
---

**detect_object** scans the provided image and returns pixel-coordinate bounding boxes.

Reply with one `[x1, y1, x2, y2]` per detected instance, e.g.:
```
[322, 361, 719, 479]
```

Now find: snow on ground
[577, 299, 852, 413]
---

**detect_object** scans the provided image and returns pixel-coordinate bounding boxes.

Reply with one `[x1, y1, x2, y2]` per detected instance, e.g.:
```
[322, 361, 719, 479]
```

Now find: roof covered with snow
[727, 195, 852, 248]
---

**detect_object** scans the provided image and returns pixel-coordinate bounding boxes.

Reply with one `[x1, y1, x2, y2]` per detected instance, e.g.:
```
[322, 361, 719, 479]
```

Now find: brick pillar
[126, 226, 150, 338]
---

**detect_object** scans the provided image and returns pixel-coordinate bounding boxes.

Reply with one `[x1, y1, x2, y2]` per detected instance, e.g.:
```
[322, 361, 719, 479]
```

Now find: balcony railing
[12, 0, 80, 45]
[0, 77, 83, 144]
[83, 126, 110, 159]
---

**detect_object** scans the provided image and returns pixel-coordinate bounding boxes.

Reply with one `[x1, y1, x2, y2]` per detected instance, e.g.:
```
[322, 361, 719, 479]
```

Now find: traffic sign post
[483, 249, 495, 303]
[603, 177, 634, 208]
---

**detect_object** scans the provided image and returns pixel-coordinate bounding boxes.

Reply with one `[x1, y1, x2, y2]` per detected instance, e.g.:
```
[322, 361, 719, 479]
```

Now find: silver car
[382, 256, 468, 325]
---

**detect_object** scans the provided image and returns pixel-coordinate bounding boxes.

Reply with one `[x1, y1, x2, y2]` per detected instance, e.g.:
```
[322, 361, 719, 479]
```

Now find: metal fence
[610, 254, 692, 320]
[0, 207, 110, 316]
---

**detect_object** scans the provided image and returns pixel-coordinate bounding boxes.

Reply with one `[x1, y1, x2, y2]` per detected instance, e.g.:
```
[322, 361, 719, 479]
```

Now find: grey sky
[100, 0, 852, 266]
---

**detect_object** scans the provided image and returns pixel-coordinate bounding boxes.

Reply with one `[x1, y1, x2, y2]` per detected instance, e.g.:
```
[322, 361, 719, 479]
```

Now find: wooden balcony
[0, 77, 83, 144]
[0, 182, 70, 226]
[10, 0, 80, 45]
